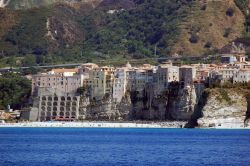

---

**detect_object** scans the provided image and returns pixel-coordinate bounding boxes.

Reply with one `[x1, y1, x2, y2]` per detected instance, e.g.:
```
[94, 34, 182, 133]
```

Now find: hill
[0, 0, 248, 67]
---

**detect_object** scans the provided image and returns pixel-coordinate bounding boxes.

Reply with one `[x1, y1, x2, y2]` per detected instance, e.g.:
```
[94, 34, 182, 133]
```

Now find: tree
[22, 55, 36, 67]
[0, 73, 31, 110]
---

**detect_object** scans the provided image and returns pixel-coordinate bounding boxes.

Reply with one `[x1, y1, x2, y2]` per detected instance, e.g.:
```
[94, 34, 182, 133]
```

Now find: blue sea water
[0, 128, 250, 166]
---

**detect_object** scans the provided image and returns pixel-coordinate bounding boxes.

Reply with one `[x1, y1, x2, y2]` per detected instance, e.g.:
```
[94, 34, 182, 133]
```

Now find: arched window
[47, 102, 52, 106]
[67, 97, 71, 101]
[53, 102, 57, 106]
[47, 107, 51, 112]
[48, 96, 52, 101]
[60, 102, 65, 106]
[73, 97, 77, 101]
[54, 97, 58, 101]
[72, 107, 76, 112]
[66, 102, 71, 107]
[41, 106, 46, 111]
[60, 112, 64, 116]
[41, 101, 46, 106]
[61, 97, 65, 101]
[42, 96, 46, 101]
[47, 112, 51, 117]
[66, 112, 70, 116]
[52, 112, 57, 116]
[53, 107, 57, 111]
[71, 112, 76, 116]
[72, 102, 77, 106]
[60, 107, 64, 111]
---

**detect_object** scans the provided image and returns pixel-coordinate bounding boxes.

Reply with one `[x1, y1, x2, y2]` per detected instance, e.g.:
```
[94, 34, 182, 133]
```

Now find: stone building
[87, 66, 115, 100]
[155, 65, 179, 94]
[179, 66, 196, 88]
[113, 68, 127, 103]
[32, 70, 84, 96]
[38, 94, 80, 121]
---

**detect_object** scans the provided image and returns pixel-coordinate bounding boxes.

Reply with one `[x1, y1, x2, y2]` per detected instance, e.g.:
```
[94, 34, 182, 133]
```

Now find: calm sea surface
[0, 128, 250, 166]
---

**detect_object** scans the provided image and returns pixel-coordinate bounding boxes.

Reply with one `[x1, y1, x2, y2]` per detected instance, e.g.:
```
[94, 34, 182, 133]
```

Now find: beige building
[156, 65, 179, 94]
[32, 74, 84, 96]
[87, 66, 115, 100]
[38, 94, 80, 121]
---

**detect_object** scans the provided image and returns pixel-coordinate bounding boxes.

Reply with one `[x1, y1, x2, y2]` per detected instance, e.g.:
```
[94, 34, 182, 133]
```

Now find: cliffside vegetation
[0, 73, 31, 110]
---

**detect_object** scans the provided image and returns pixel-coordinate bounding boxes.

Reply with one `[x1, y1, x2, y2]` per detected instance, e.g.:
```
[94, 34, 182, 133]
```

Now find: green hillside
[0, 0, 248, 67]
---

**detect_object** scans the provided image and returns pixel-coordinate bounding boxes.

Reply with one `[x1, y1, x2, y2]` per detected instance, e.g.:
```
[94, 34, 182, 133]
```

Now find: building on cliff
[37, 88, 80, 121]
[113, 68, 127, 103]
[156, 65, 179, 95]
[179, 66, 196, 88]
[88, 66, 115, 100]
[233, 69, 250, 83]
[31, 68, 86, 121]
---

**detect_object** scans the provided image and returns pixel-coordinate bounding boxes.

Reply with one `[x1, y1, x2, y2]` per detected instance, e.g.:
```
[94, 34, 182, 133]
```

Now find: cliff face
[197, 88, 250, 128]
[79, 83, 205, 121]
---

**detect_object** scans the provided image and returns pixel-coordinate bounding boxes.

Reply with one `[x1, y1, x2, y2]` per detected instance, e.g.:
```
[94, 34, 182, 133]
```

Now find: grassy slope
[172, 0, 245, 56]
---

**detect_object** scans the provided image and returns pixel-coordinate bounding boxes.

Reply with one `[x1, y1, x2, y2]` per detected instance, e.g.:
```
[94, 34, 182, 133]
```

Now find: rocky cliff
[196, 88, 250, 128]
[79, 83, 205, 122]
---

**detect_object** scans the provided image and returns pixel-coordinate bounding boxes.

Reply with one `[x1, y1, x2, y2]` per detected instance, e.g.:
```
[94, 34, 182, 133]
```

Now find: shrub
[189, 34, 199, 43]
[226, 7, 234, 17]
[204, 42, 212, 48]
[200, 5, 207, 11]
[223, 28, 232, 38]
[219, 88, 232, 104]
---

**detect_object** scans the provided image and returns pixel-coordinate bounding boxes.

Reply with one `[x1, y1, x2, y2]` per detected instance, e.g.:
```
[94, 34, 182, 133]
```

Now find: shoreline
[0, 121, 186, 128]
[0, 121, 250, 129]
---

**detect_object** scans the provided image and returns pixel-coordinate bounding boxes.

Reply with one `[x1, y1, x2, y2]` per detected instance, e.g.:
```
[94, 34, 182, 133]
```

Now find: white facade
[233, 69, 250, 83]
[113, 68, 127, 103]
[218, 67, 239, 82]
[156, 66, 179, 94]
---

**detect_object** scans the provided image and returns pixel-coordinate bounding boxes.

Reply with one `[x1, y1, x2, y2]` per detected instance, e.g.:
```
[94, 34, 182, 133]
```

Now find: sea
[0, 128, 250, 166]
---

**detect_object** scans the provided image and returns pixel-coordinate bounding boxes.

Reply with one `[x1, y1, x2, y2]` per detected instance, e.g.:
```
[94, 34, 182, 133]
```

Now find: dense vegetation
[81, 0, 191, 59]
[0, 0, 248, 67]
[0, 0, 193, 66]
[0, 73, 31, 110]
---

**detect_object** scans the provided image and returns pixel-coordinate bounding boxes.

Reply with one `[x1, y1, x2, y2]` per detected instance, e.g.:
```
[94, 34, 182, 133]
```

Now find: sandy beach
[0, 121, 187, 128]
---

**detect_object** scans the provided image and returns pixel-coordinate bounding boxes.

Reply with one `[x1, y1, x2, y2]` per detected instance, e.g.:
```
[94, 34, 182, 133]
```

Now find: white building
[233, 69, 250, 83]
[217, 66, 239, 82]
[156, 65, 179, 94]
[113, 68, 127, 103]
